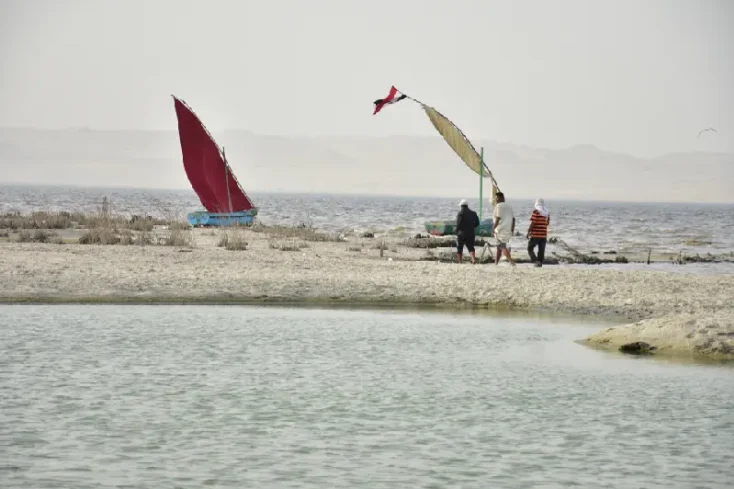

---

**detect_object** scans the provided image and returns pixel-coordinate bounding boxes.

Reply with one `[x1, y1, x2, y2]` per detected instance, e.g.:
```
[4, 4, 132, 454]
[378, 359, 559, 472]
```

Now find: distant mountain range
[0, 127, 732, 203]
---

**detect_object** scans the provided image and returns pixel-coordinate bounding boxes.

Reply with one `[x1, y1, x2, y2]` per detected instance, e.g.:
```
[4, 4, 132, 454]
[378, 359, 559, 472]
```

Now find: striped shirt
[529, 210, 549, 238]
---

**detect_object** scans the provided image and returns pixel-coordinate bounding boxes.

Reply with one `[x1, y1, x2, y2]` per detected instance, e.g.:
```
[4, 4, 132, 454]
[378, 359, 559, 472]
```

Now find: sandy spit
[1, 229, 732, 359]
[584, 313, 734, 358]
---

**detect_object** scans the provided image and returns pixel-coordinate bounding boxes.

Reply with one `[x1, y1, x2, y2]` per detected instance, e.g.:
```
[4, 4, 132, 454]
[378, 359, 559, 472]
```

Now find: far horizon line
[1, 182, 732, 207]
[0, 125, 730, 160]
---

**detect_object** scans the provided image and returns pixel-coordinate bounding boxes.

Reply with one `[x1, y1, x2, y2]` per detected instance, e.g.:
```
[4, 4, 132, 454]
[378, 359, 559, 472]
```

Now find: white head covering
[459, 199, 468, 207]
[534, 198, 549, 216]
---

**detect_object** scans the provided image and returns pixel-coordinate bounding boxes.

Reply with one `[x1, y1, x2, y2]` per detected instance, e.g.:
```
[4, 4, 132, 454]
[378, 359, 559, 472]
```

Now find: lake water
[1, 305, 733, 488]
[2, 184, 734, 258]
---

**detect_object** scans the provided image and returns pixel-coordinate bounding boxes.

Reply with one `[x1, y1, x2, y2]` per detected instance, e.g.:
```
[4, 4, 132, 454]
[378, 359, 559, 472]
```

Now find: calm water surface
[1, 305, 732, 488]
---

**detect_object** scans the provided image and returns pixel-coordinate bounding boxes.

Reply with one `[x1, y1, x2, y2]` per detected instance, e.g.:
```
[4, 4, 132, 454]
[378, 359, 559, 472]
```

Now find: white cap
[459, 199, 468, 206]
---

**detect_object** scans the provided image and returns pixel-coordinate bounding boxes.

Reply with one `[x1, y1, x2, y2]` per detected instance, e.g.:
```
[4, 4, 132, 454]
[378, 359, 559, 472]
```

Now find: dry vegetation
[217, 227, 248, 251]
[268, 239, 309, 252]
[0, 197, 193, 247]
[75, 219, 193, 247]
[1, 205, 346, 254]
[78, 228, 122, 245]
[163, 222, 195, 248]
[252, 223, 345, 242]
[0, 210, 166, 231]
[17, 229, 64, 245]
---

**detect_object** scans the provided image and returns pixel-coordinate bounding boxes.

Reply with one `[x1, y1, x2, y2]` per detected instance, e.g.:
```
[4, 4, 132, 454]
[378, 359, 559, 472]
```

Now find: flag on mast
[371, 85, 500, 187]
[373, 86, 408, 115]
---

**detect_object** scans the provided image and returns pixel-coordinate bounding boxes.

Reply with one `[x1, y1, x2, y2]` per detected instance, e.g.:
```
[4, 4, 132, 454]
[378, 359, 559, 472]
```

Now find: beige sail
[422, 104, 491, 178]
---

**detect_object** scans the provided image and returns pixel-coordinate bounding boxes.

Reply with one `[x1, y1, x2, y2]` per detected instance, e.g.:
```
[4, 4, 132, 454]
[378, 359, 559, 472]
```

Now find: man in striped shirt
[526, 198, 550, 267]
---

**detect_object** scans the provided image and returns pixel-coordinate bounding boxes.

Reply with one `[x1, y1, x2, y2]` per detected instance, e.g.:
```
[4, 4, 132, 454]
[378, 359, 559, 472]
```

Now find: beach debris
[683, 252, 734, 263]
[552, 240, 625, 263]
[619, 341, 657, 355]
[550, 238, 631, 265]
[402, 236, 488, 249]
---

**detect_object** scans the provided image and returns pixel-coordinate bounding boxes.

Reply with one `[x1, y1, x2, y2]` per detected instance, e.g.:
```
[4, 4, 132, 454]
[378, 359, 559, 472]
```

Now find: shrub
[79, 228, 120, 245]
[15, 229, 63, 244]
[269, 239, 308, 251]
[163, 228, 195, 248]
[253, 223, 344, 242]
[217, 228, 247, 251]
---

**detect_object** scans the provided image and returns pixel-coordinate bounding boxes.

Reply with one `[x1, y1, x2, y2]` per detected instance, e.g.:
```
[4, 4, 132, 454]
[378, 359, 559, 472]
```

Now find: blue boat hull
[186, 209, 259, 227]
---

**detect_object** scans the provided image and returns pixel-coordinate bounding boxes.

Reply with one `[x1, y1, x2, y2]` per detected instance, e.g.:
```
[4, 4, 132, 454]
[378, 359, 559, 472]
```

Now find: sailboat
[373, 86, 500, 237]
[172, 95, 259, 227]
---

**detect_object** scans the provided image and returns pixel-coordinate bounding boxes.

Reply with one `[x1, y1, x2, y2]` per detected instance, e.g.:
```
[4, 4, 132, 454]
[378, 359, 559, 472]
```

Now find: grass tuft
[79, 228, 120, 245]
[217, 227, 248, 251]
[252, 223, 344, 242]
[16, 229, 63, 244]
[269, 239, 308, 251]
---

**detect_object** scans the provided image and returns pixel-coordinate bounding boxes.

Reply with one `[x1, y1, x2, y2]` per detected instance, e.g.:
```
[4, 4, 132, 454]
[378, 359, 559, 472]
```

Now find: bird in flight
[697, 127, 717, 138]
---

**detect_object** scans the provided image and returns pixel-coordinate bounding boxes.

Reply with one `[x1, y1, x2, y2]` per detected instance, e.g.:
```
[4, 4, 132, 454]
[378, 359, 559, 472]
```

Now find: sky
[1, 0, 733, 158]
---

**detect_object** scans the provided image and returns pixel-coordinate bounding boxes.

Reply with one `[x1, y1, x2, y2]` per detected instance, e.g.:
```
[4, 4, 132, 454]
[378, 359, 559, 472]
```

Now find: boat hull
[424, 219, 494, 237]
[187, 209, 259, 227]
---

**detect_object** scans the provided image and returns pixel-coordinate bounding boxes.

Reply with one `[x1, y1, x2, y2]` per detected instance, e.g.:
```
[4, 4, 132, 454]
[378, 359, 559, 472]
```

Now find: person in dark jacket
[455, 199, 480, 264]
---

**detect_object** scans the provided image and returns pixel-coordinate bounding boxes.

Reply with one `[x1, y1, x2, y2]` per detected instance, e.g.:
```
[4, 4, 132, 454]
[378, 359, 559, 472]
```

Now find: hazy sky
[1, 0, 733, 157]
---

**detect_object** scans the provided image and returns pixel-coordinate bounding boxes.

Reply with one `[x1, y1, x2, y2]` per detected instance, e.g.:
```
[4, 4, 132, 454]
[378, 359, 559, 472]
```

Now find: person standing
[455, 199, 480, 264]
[526, 198, 550, 267]
[492, 192, 516, 266]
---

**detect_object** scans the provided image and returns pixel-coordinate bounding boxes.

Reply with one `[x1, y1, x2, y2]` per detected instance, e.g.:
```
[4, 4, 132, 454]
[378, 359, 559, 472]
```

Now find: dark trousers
[528, 237, 547, 263]
[457, 233, 476, 253]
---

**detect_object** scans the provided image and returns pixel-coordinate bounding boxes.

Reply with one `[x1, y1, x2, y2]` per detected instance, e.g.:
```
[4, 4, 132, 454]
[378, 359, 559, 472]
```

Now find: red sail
[172, 96, 255, 213]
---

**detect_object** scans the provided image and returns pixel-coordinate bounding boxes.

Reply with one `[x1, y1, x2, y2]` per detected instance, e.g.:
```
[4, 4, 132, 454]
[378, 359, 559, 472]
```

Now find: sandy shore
[1, 227, 732, 359]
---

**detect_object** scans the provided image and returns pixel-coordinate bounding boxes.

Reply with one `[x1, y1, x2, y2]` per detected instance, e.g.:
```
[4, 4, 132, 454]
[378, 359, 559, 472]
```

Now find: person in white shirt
[492, 191, 516, 266]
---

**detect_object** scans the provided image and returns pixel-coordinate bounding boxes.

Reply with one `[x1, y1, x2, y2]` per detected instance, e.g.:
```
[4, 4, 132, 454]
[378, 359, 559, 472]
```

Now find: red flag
[373, 86, 408, 115]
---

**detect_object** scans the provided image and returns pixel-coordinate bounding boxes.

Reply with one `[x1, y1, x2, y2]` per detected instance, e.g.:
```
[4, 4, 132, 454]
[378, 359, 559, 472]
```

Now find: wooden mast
[222, 147, 233, 213]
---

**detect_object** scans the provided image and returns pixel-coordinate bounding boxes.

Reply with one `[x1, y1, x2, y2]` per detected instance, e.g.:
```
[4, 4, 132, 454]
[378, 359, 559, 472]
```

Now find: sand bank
[585, 313, 733, 358]
[1, 227, 732, 359]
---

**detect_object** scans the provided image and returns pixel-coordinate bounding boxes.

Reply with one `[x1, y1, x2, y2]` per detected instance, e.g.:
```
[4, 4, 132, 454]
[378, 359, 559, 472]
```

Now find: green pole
[478, 146, 484, 222]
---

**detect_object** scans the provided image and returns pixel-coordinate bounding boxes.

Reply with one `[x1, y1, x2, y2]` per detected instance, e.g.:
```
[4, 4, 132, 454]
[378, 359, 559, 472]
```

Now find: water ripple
[0, 305, 733, 488]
